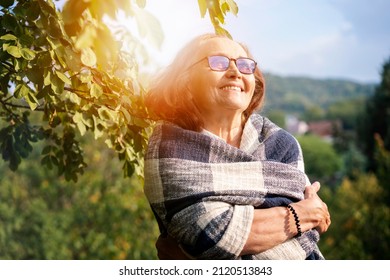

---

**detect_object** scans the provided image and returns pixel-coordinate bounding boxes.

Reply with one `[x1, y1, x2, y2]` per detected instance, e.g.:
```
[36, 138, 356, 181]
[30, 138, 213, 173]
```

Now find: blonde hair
[145, 33, 265, 131]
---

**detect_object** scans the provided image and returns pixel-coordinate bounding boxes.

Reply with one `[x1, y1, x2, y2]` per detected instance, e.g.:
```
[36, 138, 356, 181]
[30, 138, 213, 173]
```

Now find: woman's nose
[225, 61, 242, 78]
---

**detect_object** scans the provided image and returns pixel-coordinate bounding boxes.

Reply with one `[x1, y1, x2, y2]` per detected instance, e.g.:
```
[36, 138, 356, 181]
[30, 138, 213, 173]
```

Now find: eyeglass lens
[207, 55, 256, 74]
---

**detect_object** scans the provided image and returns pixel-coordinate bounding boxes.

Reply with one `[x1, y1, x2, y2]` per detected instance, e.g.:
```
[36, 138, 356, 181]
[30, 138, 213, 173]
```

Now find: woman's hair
[145, 33, 266, 131]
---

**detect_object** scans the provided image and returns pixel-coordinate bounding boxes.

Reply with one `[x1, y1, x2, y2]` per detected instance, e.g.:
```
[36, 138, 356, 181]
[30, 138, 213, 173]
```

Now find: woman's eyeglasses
[207, 55, 257, 74]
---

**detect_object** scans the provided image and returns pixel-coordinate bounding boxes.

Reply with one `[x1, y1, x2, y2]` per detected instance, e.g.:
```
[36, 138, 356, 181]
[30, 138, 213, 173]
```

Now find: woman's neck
[203, 114, 244, 147]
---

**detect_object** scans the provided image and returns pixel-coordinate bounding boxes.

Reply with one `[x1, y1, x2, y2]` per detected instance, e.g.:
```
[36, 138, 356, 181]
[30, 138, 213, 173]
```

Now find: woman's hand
[292, 182, 331, 234]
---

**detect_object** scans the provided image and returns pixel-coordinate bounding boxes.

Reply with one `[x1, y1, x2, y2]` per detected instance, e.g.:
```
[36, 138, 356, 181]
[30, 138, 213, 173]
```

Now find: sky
[138, 0, 390, 84]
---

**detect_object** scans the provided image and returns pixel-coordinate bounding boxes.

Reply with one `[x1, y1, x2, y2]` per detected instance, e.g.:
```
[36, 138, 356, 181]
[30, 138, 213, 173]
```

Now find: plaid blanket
[144, 114, 324, 259]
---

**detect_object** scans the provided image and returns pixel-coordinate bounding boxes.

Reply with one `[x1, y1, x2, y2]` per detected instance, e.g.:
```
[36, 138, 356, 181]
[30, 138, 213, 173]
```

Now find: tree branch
[0, 98, 45, 112]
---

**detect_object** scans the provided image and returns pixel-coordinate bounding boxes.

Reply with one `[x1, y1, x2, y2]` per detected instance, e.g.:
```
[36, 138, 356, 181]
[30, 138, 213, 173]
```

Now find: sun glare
[109, 0, 214, 72]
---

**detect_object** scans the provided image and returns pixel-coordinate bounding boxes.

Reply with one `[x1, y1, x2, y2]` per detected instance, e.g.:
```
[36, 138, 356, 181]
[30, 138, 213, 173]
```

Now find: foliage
[341, 143, 367, 180]
[374, 134, 390, 199]
[263, 73, 375, 117]
[326, 98, 366, 130]
[265, 109, 286, 129]
[197, 0, 238, 38]
[319, 173, 390, 259]
[0, 0, 150, 182]
[357, 57, 390, 171]
[302, 105, 325, 122]
[0, 132, 159, 259]
[0, 0, 238, 182]
[297, 134, 343, 186]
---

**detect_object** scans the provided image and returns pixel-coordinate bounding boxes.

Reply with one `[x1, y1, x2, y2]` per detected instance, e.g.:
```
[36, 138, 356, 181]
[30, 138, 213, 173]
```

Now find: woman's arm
[155, 182, 330, 259]
[241, 182, 331, 255]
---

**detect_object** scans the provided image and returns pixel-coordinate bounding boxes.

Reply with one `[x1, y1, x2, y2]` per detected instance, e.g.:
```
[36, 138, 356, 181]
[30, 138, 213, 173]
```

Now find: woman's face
[188, 37, 256, 118]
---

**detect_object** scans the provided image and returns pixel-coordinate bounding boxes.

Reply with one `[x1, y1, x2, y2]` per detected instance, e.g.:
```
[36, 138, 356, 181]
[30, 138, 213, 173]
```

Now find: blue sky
[142, 0, 390, 83]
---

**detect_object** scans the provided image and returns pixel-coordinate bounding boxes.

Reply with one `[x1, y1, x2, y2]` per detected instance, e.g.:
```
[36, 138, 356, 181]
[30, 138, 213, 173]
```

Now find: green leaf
[0, 34, 18, 41]
[36, 85, 51, 100]
[90, 83, 103, 98]
[44, 70, 52, 86]
[76, 120, 87, 136]
[0, 0, 14, 8]
[50, 74, 65, 94]
[81, 47, 97, 67]
[1, 14, 19, 33]
[68, 92, 82, 105]
[2, 136, 21, 171]
[41, 155, 53, 170]
[75, 25, 96, 50]
[14, 57, 27, 71]
[41, 145, 52, 155]
[46, 37, 68, 68]
[9, 152, 21, 171]
[221, 2, 229, 14]
[92, 115, 105, 139]
[14, 138, 33, 159]
[64, 47, 82, 72]
[212, 1, 225, 24]
[19, 34, 34, 46]
[2, 42, 10, 51]
[125, 147, 136, 161]
[220, 0, 238, 16]
[26, 92, 39, 110]
[14, 84, 29, 99]
[55, 71, 72, 85]
[214, 25, 232, 38]
[25, 2, 40, 21]
[37, 51, 53, 68]
[198, 0, 208, 17]
[123, 160, 135, 178]
[73, 112, 87, 136]
[20, 48, 36, 60]
[53, 45, 68, 69]
[26, 67, 44, 86]
[47, 15, 64, 38]
[50, 155, 59, 167]
[6, 45, 21, 58]
[120, 107, 132, 123]
[133, 117, 150, 128]
[98, 107, 117, 122]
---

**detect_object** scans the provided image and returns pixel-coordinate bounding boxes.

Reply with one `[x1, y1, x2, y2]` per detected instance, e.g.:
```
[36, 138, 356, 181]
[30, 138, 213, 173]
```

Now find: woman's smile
[220, 85, 244, 92]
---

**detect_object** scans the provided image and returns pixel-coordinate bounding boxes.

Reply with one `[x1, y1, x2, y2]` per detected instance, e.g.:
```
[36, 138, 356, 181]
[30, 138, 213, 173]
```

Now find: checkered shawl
[144, 114, 324, 260]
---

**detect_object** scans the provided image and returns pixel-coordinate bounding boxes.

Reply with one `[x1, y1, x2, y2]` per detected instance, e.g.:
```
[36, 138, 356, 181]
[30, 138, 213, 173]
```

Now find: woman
[144, 33, 331, 259]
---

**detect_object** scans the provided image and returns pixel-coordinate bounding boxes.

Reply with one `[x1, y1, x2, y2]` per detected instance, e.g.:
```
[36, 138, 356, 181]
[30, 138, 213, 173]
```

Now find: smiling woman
[145, 33, 263, 133]
[143, 33, 331, 260]
[185, 38, 258, 138]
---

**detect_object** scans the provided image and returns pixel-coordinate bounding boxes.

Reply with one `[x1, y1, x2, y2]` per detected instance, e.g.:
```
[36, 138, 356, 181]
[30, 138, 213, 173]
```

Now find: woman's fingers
[300, 182, 332, 234]
[312, 181, 321, 192]
[304, 181, 321, 199]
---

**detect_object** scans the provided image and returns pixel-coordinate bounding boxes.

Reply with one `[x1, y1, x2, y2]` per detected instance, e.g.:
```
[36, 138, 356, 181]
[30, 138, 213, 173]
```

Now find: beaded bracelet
[286, 204, 302, 237]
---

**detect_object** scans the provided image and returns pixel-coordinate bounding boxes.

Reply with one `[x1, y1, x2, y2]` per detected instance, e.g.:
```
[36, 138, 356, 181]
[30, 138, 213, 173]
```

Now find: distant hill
[260, 73, 376, 116]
